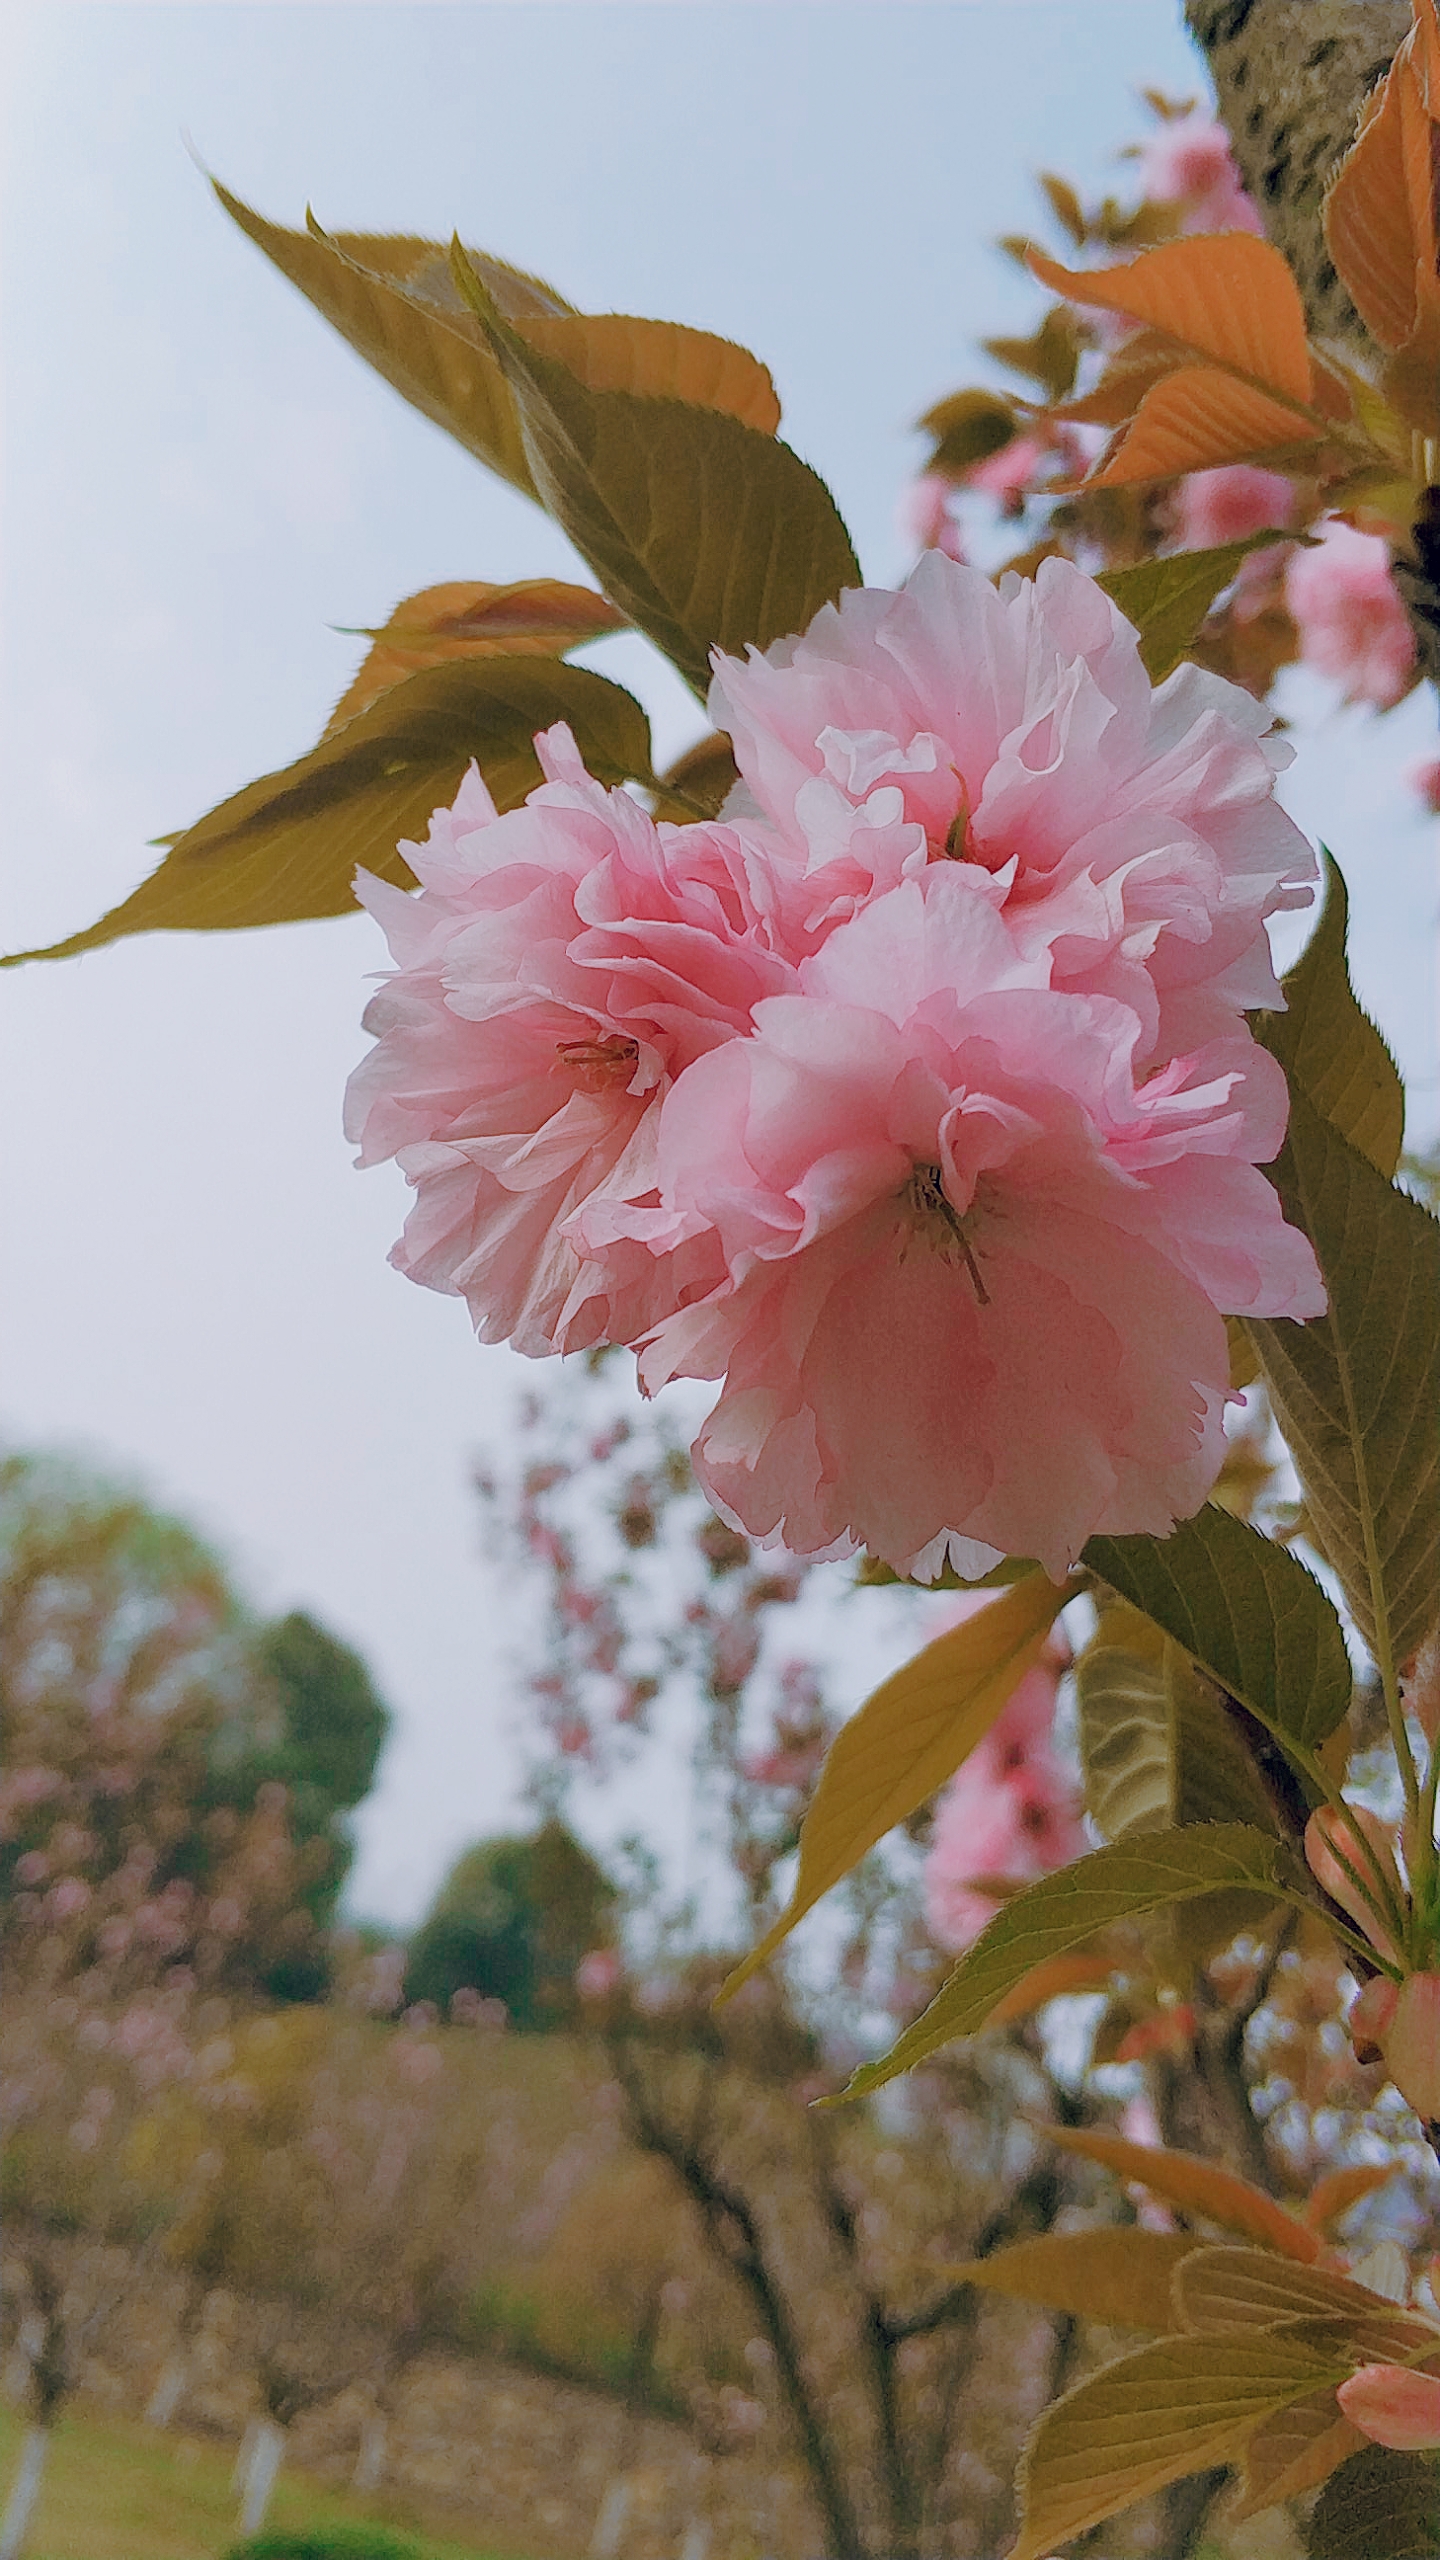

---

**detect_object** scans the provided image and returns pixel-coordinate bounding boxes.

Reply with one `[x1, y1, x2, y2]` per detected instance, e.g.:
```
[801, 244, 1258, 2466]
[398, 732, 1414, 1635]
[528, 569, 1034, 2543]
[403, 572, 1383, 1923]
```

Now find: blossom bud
[1348, 1974, 1399, 2065]
[1337, 2363, 1440, 2452]
[1384, 1973, 1440, 2122]
[1304, 1805, 1403, 1961]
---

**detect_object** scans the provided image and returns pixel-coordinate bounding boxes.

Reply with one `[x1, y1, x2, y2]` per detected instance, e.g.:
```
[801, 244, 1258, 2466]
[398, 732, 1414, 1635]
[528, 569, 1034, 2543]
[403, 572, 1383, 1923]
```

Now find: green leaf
[1245, 1094, 1440, 1678]
[1085, 1503, 1352, 1754]
[1011, 2329, 1353, 2560]
[914, 388, 1017, 476]
[1259, 851, 1405, 1177]
[1099, 533, 1294, 680]
[944, 2228, 1200, 2331]
[1076, 1604, 1171, 1839]
[649, 730, 740, 824]
[1305, 2446, 1440, 2559]
[719, 1571, 1075, 2001]
[1076, 1606, 1276, 1844]
[6, 659, 656, 961]
[835, 1824, 1306, 2098]
[451, 246, 861, 698]
[213, 187, 564, 498]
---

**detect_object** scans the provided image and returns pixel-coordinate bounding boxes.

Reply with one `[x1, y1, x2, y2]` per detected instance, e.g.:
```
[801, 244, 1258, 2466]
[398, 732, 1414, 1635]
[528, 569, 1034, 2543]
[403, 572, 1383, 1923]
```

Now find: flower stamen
[556, 1034, 640, 1095]
[904, 1163, 991, 1305]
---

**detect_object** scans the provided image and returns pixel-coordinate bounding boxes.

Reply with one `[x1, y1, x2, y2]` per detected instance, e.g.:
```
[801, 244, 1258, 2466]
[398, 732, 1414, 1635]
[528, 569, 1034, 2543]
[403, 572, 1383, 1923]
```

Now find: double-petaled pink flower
[350, 554, 1324, 1580]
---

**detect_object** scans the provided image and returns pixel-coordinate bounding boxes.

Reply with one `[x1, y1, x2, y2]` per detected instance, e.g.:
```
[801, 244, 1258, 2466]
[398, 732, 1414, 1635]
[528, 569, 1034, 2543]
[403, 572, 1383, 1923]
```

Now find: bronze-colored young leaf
[1175, 2245, 1440, 2360]
[1245, 1095, 1440, 1678]
[1085, 1502, 1353, 1755]
[213, 188, 559, 497]
[1010, 2328, 1353, 2560]
[1031, 233, 1317, 404]
[1305, 2443, 1440, 2559]
[983, 1946, 1120, 2023]
[834, 1825, 1307, 2098]
[519, 311, 780, 434]
[1232, 2391, 1362, 2519]
[1303, 2163, 1399, 2233]
[326, 578, 629, 731]
[451, 248, 861, 698]
[1087, 365, 1327, 487]
[1046, 2127, 1321, 2263]
[7, 659, 656, 962]
[718, 1571, 1076, 2001]
[943, 2228, 1200, 2332]
[1258, 850, 1405, 1178]
[1099, 534, 1297, 681]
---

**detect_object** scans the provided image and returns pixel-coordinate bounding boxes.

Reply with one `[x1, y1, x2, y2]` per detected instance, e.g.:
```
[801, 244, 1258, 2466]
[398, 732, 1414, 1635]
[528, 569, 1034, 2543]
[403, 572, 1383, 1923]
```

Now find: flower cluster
[349, 553, 1324, 1581]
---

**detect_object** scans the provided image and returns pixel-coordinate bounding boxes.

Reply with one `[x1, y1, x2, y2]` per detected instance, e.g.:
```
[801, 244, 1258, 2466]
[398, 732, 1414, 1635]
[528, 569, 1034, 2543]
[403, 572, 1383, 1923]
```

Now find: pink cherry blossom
[1138, 113, 1264, 236]
[925, 1624, 1081, 1952]
[346, 726, 798, 1356]
[1413, 756, 1440, 816]
[1338, 2363, 1440, 2451]
[1285, 520, 1417, 709]
[900, 472, 966, 562]
[709, 550, 1315, 1062]
[631, 868, 1324, 1582]
[1167, 467, 1295, 555]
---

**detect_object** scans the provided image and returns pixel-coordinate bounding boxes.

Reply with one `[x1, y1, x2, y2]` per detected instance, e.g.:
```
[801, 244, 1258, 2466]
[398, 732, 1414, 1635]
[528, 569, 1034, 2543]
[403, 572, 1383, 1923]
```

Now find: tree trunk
[237, 2418, 285, 2537]
[0, 2428, 50, 2560]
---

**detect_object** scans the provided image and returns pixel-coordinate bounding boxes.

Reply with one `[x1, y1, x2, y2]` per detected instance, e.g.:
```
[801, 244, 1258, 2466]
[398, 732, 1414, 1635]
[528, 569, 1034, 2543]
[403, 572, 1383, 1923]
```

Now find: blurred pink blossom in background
[1138, 111, 1263, 235]
[924, 1608, 1080, 1951]
[1285, 520, 1417, 709]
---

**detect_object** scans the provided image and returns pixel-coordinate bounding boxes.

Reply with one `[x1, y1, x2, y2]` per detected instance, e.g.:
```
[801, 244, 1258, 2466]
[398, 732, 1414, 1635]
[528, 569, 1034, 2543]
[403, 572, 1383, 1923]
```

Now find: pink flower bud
[1304, 1806, 1402, 1960]
[1337, 2363, 1440, 2451]
[1384, 1973, 1440, 2121]
[1348, 1974, 1399, 2064]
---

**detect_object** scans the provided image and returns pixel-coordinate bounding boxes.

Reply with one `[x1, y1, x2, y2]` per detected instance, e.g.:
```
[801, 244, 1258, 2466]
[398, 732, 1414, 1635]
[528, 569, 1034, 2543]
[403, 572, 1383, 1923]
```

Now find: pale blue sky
[3, 2, 1435, 1922]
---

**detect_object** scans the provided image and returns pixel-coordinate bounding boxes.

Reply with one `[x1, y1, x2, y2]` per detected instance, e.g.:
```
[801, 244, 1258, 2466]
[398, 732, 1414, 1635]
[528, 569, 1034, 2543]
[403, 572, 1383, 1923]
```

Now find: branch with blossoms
[10, 4, 1440, 2547]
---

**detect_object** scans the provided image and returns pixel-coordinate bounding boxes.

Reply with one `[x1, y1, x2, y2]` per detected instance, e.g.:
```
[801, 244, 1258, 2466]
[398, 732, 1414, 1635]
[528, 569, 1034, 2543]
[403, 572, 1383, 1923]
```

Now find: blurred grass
[0, 2404, 534, 2560]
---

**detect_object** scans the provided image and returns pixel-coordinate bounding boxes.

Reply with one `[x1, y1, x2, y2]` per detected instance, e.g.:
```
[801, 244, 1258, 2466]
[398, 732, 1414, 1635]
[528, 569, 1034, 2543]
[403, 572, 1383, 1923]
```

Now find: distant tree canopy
[405, 1821, 616, 2028]
[0, 1449, 390, 2001]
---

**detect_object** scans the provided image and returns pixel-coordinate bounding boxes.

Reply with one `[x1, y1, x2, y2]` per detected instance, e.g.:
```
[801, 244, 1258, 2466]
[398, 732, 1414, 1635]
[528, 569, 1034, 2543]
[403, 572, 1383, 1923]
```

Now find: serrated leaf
[1305, 2444, 1440, 2559]
[1233, 2391, 1362, 2517]
[1076, 1604, 1170, 1839]
[325, 578, 629, 732]
[835, 1825, 1306, 2098]
[1076, 1607, 1277, 1847]
[1246, 1095, 1440, 1677]
[1011, 2328, 1353, 2560]
[1031, 233, 1317, 404]
[943, 2228, 1200, 2331]
[1259, 850, 1405, 1179]
[1176, 2246, 1440, 2360]
[718, 1571, 1075, 2001]
[1099, 534, 1296, 681]
[1085, 1503, 1352, 1755]
[452, 247, 860, 698]
[1088, 365, 1327, 487]
[1045, 2128, 1321, 2262]
[213, 188, 559, 497]
[1323, 24, 1432, 355]
[6, 660, 656, 962]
